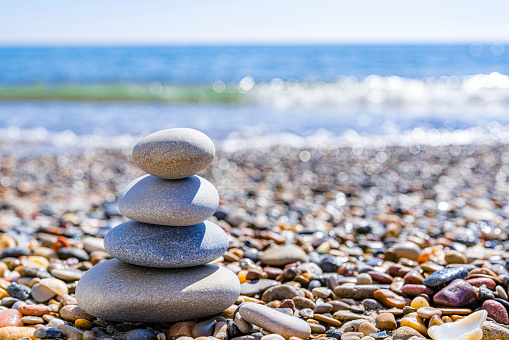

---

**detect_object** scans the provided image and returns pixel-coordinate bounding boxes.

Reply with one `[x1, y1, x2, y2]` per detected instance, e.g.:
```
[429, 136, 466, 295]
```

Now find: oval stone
[119, 175, 219, 226]
[104, 220, 228, 268]
[423, 267, 468, 288]
[76, 259, 240, 322]
[132, 128, 215, 179]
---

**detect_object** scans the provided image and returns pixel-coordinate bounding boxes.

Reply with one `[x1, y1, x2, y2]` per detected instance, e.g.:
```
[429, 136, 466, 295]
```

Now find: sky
[1, 1, 508, 45]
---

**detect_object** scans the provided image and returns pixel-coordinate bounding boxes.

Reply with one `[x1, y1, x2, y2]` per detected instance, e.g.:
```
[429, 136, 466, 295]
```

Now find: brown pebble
[313, 314, 341, 326]
[416, 307, 442, 319]
[358, 322, 377, 336]
[75, 318, 93, 329]
[375, 313, 397, 330]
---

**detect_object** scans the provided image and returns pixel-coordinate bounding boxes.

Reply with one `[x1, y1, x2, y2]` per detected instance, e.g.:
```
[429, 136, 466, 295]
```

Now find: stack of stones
[76, 128, 240, 322]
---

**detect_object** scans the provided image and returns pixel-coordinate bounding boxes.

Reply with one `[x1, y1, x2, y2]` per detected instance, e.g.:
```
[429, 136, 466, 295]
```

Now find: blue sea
[1, 45, 508, 151]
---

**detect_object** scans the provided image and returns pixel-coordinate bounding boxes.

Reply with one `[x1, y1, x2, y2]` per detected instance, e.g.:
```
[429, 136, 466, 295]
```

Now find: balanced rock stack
[76, 128, 240, 322]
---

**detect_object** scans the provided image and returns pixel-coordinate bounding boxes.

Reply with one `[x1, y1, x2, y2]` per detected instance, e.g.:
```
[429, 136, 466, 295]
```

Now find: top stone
[133, 128, 215, 179]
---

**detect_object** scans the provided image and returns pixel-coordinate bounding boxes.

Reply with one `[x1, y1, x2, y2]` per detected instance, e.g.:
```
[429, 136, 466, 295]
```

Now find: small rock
[392, 326, 422, 340]
[260, 245, 308, 266]
[391, 242, 421, 261]
[358, 322, 377, 336]
[34, 325, 65, 339]
[433, 279, 478, 307]
[444, 250, 468, 264]
[375, 313, 397, 330]
[241, 280, 279, 296]
[261, 285, 304, 302]
[482, 300, 509, 325]
[6, 283, 31, 301]
[423, 267, 468, 288]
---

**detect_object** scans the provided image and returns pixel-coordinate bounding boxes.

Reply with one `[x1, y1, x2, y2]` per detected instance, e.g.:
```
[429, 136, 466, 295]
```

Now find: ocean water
[1, 45, 508, 150]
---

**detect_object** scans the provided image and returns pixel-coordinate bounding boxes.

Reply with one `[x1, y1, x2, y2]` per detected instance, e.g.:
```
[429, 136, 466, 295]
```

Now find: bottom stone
[75, 259, 240, 323]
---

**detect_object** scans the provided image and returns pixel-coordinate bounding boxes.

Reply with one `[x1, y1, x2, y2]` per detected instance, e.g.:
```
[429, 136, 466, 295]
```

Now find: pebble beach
[0, 140, 508, 340]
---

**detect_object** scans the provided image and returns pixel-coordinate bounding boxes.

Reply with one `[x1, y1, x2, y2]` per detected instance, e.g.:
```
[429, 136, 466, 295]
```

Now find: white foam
[246, 73, 509, 115]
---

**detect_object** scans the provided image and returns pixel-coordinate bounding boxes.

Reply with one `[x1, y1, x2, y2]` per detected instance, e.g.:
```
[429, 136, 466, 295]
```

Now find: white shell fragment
[428, 310, 487, 340]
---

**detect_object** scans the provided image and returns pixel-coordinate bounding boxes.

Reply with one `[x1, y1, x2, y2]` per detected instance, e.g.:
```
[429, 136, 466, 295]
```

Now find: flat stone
[260, 245, 308, 266]
[241, 280, 279, 296]
[261, 284, 304, 302]
[333, 311, 369, 322]
[119, 174, 219, 226]
[104, 220, 228, 268]
[132, 128, 215, 179]
[237, 302, 311, 340]
[423, 267, 468, 288]
[76, 259, 240, 322]
[334, 285, 380, 300]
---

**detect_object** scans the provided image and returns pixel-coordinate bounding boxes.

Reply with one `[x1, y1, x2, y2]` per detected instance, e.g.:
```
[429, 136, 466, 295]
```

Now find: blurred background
[1, 0, 509, 153]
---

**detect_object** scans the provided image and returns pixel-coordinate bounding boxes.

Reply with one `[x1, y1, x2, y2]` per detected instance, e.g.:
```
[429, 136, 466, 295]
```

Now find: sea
[1, 44, 509, 152]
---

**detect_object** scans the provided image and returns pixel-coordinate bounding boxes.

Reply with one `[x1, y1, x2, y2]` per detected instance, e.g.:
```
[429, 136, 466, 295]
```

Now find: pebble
[132, 128, 215, 179]
[356, 274, 373, 285]
[18, 304, 51, 316]
[59, 305, 94, 321]
[481, 300, 509, 324]
[6, 283, 30, 301]
[57, 247, 90, 262]
[391, 326, 422, 340]
[241, 280, 279, 296]
[34, 325, 65, 339]
[433, 279, 478, 307]
[0, 327, 35, 340]
[444, 250, 468, 264]
[261, 285, 304, 302]
[237, 302, 311, 340]
[76, 259, 240, 322]
[391, 243, 421, 261]
[358, 322, 377, 336]
[482, 321, 509, 340]
[333, 311, 369, 322]
[168, 321, 196, 338]
[118, 174, 219, 226]
[423, 267, 469, 288]
[375, 313, 397, 330]
[416, 307, 441, 319]
[373, 289, 408, 308]
[314, 314, 342, 326]
[334, 286, 380, 300]
[115, 329, 158, 340]
[259, 245, 308, 266]
[104, 220, 228, 268]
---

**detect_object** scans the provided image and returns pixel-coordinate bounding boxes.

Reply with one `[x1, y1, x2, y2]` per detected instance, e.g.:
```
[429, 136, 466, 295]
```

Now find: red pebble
[280, 299, 296, 311]
[466, 278, 496, 290]
[482, 300, 509, 325]
[0, 309, 23, 327]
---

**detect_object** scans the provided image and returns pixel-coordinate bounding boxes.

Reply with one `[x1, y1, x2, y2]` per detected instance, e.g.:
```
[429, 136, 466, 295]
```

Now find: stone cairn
[76, 128, 240, 323]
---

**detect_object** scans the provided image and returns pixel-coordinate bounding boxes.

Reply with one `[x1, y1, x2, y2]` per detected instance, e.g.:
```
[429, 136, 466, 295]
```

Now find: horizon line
[1, 41, 508, 48]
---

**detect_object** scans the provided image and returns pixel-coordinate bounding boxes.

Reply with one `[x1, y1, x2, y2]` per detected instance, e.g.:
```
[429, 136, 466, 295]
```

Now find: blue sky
[1, 1, 508, 45]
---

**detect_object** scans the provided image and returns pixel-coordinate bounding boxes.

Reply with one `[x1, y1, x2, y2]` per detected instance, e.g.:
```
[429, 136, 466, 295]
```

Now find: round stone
[132, 128, 215, 179]
[118, 175, 219, 226]
[259, 245, 308, 266]
[76, 259, 240, 322]
[104, 220, 228, 268]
